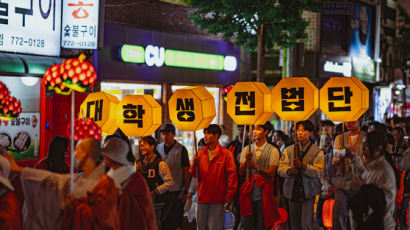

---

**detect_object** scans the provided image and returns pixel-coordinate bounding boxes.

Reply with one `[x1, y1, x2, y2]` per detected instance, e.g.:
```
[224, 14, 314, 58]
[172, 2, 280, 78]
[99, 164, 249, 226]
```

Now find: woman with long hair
[35, 136, 69, 173]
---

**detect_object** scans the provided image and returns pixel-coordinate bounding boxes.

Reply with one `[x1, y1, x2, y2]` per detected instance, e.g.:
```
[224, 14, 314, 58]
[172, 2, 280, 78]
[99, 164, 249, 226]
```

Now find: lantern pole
[293, 121, 298, 169]
[70, 91, 75, 194]
[247, 125, 253, 180]
[241, 125, 247, 156]
[193, 131, 200, 181]
[342, 122, 345, 147]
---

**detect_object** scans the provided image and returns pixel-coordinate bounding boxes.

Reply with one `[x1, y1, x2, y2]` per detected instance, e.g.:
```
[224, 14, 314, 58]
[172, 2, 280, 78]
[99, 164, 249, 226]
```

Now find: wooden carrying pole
[193, 131, 200, 181]
[247, 125, 253, 180]
[70, 92, 75, 194]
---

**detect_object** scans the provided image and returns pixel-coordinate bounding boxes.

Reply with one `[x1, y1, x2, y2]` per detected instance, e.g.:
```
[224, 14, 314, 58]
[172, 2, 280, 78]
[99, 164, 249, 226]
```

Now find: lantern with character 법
[116, 95, 162, 137]
[271, 77, 319, 121]
[227, 82, 273, 125]
[79, 92, 120, 135]
[320, 77, 369, 122]
[168, 86, 216, 131]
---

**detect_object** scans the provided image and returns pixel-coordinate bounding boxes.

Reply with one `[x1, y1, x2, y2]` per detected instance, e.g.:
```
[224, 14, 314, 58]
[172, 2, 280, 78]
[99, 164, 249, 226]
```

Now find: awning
[0, 53, 63, 76]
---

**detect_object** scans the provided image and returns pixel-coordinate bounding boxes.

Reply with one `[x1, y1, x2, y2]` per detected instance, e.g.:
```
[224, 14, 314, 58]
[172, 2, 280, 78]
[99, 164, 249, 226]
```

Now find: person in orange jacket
[190, 124, 238, 230]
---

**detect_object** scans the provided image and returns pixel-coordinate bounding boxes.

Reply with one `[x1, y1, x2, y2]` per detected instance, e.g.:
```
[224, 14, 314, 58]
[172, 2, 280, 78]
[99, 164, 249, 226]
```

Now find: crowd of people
[0, 115, 409, 230]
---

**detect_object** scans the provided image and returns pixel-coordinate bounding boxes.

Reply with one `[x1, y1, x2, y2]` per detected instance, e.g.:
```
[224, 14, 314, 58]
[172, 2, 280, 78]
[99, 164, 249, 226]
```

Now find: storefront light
[323, 61, 352, 77]
[120, 44, 237, 71]
[21, 76, 40, 86]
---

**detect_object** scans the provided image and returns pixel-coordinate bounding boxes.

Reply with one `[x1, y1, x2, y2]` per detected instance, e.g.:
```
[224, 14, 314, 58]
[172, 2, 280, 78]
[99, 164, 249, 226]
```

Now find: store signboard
[61, 0, 99, 49]
[0, 0, 62, 56]
[120, 44, 237, 71]
[319, 54, 352, 78]
[99, 23, 241, 85]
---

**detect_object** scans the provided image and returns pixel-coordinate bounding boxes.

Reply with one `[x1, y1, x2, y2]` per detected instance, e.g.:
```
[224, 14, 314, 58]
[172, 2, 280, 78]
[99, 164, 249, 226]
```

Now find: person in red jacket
[190, 124, 238, 230]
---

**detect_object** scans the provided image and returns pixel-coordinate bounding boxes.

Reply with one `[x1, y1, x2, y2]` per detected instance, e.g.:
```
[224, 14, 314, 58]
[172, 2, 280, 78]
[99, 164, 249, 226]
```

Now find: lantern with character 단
[320, 77, 369, 122]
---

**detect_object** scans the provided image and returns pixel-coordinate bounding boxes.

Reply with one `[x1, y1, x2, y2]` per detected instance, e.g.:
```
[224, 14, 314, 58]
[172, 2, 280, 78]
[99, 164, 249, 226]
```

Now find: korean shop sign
[120, 44, 237, 71]
[0, 0, 62, 56]
[62, 0, 99, 49]
[227, 82, 273, 125]
[320, 77, 369, 121]
[116, 95, 162, 137]
[271, 77, 319, 121]
[79, 92, 119, 135]
[168, 86, 216, 131]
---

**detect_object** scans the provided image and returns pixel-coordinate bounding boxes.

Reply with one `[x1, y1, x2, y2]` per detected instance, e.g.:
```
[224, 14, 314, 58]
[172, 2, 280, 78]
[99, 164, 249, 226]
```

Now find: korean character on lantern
[328, 86, 353, 112]
[281, 87, 305, 111]
[122, 104, 145, 128]
[176, 98, 195, 122]
[235, 91, 255, 115]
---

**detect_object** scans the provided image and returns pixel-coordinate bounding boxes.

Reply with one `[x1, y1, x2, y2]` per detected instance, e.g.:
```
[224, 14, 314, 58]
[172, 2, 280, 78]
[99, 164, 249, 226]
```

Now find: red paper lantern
[0, 96, 22, 119]
[66, 117, 102, 142]
[222, 85, 233, 102]
[61, 55, 97, 93]
[322, 198, 335, 229]
[0, 81, 10, 104]
[43, 64, 72, 95]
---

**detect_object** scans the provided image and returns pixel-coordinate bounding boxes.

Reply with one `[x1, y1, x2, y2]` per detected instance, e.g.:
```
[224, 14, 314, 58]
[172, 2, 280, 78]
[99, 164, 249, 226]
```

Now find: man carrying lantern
[156, 124, 191, 230]
[331, 117, 366, 230]
[6, 138, 120, 230]
[102, 137, 157, 230]
[238, 121, 281, 230]
[190, 124, 237, 230]
[278, 120, 324, 230]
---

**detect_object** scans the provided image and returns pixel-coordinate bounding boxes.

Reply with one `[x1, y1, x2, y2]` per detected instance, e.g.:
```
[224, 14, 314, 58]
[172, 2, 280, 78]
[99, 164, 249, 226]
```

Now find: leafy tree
[185, 0, 323, 82]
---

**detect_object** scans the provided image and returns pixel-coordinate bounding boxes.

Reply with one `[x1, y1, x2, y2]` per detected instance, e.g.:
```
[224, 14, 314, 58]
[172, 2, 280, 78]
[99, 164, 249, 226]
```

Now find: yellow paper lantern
[168, 86, 216, 131]
[116, 95, 162, 136]
[227, 82, 273, 125]
[320, 77, 369, 122]
[271, 77, 319, 121]
[79, 92, 120, 135]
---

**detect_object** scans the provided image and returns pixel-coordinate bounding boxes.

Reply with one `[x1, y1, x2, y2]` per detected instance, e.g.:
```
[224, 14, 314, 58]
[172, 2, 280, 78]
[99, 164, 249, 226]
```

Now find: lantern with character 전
[227, 82, 273, 125]
[271, 77, 319, 121]
[79, 92, 120, 135]
[320, 77, 369, 122]
[168, 86, 216, 131]
[116, 95, 162, 137]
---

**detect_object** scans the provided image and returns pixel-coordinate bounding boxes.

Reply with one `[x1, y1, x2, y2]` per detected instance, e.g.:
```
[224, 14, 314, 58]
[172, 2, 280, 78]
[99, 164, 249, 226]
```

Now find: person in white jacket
[347, 131, 396, 230]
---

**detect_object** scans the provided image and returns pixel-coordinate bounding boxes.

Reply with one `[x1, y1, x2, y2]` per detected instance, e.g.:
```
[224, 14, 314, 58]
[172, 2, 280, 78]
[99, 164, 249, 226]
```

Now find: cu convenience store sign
[0, 0, 99, 57]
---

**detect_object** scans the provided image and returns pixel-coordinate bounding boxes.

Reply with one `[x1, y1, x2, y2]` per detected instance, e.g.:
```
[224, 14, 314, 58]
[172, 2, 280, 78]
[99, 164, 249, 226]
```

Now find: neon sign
[120, 44, 237, 71]
[323, 61, 352, 77]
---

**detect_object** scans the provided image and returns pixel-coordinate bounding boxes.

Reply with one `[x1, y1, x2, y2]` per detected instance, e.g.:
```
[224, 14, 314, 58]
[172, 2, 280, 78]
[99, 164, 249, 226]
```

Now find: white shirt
[107, 165, 134, 190]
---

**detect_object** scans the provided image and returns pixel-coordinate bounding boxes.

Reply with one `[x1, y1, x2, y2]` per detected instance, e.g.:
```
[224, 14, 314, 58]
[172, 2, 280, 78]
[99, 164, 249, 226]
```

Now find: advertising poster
[0, 76, 41, 160]
[350, 3, 373, 58]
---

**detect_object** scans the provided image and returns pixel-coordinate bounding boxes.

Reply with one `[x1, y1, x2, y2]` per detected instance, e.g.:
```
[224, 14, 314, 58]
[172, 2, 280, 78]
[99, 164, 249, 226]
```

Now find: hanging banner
[168, 86, 215, 131]
[116, 95, 161, 137]
[79, 92, 119, 135]
[227, 82, 273, 125]
[320, 77, 369, 121]
[62, 0, 99, 49]
[271, 77, 319, 121]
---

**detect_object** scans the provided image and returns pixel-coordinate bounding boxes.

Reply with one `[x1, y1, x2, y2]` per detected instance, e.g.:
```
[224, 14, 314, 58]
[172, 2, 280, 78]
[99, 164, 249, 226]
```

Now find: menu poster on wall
[61, 0, 99, 49]
[0, 0, 62, 56]
[0, 113, 40, 160]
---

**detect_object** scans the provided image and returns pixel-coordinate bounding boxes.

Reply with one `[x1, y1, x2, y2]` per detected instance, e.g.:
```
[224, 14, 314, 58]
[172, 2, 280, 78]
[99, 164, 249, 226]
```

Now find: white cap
[101, 137, 131, 166]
